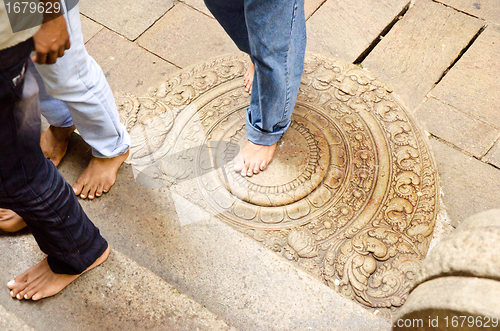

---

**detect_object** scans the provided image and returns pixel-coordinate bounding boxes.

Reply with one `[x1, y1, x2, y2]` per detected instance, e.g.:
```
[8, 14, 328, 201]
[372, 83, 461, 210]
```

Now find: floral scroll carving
[117, 53, 439, 312]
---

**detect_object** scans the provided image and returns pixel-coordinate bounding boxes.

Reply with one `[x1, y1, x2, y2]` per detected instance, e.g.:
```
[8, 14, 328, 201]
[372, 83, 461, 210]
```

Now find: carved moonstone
[116, 53, 440, 310]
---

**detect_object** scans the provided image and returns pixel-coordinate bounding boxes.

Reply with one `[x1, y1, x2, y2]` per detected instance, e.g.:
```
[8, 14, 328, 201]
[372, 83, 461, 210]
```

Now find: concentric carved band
[116, 53, 440, 312]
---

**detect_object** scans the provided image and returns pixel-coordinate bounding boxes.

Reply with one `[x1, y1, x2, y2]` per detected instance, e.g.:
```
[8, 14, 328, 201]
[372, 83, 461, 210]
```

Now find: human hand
[32, 15, 70, 65]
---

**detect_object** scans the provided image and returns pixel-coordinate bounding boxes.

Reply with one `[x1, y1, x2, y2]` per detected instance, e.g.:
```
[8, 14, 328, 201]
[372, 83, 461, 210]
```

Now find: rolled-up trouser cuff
[245, 109, 291, 146]
[48, 239, 108, 275]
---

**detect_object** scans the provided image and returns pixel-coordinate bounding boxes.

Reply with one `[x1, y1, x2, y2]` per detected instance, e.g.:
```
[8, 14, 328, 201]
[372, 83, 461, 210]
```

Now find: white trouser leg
[34, 4, 130, 158]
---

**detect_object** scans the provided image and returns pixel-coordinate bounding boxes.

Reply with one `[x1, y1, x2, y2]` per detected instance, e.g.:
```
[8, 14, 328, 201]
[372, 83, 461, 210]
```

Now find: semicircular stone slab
[116, 53, 440, 310]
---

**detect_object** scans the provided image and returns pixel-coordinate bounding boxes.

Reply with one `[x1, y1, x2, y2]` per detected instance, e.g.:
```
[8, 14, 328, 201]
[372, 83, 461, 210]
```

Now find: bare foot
[0, 209, 27, 232]
[7, 246, 110, 301]
[244, 63, 255, 94]
[234, 140, 276, 177]
[40, 125, 76, 167]
[72, 150, 129, 199]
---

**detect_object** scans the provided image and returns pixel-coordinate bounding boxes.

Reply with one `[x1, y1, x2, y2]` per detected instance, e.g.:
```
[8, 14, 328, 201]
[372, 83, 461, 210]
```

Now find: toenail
[24, 294, 28, 299]
[10, 291, 14, 297]
[7, 280, 14, 286]
[16, 293, 21, 299]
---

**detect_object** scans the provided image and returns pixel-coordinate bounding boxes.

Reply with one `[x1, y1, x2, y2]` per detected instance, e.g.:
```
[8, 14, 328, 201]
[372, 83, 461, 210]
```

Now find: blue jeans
[204, 0, 306, 145]
[33, 4, 130, 158]
[0, 39, 108, 275]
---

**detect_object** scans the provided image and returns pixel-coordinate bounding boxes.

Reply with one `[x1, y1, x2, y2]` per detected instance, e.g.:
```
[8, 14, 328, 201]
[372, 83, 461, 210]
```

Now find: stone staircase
[0, 132, 387, 330]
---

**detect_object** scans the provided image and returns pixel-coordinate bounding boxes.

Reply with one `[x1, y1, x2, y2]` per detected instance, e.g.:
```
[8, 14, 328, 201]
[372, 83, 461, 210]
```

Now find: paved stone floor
[1, 0, 499, 330]
[80, 0, 500, 227]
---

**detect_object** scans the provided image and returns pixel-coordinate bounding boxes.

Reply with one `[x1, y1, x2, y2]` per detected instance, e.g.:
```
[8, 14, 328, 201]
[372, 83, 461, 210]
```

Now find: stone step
[49, 132, 387, 330]
[0, 234, 235, 331]
[0, 304, 35, 331]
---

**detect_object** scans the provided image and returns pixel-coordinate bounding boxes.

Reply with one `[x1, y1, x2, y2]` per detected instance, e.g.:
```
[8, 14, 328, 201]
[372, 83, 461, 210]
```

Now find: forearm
[32, 0, 70, 65]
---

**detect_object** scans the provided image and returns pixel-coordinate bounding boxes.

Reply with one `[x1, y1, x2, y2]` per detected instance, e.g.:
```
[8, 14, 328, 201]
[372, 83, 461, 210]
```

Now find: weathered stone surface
[85, 29, 178, 96]
[416, 227, 500, 285]
[80, 14, 102, 44]
[483, 139, 500, 168]
[306, 0, 409, 62]
[362, 0, 484, 110]
[437, 0, 500, 25]
[394, 277, 500, 330]
[179, 0, 213, 17]
[0, 305, 35, 331]
[430, 24, 500, 126]
[304, 0, 326, 20]
[79, 0, 173, 40]
[456, 209, 500, 231]
[115, 53, 440, 311]
[415, 96, 499, 158]
[52, 132, 386, 331]
[180, 0, 325, 22]
[136, 4, 240, 68]
[0, 237, 235, 331]
[430, 138, 500, 227]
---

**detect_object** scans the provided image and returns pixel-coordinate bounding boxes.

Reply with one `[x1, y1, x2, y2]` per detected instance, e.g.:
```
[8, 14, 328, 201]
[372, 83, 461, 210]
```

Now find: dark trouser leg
[204, 0, 307, 146]
[0, 39, 108, 275]
[203, 0, 251, 54]
[243, 0, 306, 146]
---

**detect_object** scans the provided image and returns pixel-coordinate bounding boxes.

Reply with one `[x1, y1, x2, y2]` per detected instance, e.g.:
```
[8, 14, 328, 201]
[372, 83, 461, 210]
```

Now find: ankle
[48, 125, 75, 140]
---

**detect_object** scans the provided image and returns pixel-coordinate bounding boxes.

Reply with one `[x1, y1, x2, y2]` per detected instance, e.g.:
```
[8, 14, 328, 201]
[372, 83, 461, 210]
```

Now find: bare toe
[79, 183, 91, 199]
[19, 277, 42, 300]
[234, 156, 244, 172]
[240, 161, 250, 177]
[87, 187, 96, 200]
[9, 277, 29, 298]
[73, 152, 128, 199]
[72, 180, 84, 196]
[95, 184, 104, 197]
[246, 166, 254, 177]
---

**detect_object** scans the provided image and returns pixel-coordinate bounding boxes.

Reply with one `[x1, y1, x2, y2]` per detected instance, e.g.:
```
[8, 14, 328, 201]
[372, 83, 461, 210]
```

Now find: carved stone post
[393, 209, 500, 330]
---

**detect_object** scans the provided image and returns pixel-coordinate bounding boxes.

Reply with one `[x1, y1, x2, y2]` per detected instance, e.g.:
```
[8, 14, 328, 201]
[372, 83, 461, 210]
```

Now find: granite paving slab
[80, 14, 102, 44]
[85, 29, 178, 96]
[430, 24, 500, 126]
[306, 0, 409, 62]
[0, 304, 35, 331]
[79, 0, 173, 40]
[436, 0, 500, 25]
[179, 0, 213, 18]
[0, 235, 235, 331]
[304, 0, 326, 20]
[136, 4, 240, 68]
[415, 96, 500, 158]
[179, 0, 326, 22]
[430, 138, 500, 227]
[362, 0, 484, 111]
[483, 139, 500, 168]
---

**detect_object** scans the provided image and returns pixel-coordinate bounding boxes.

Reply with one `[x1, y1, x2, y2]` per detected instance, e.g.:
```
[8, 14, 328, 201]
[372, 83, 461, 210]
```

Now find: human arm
[32, 0, 70, 64]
